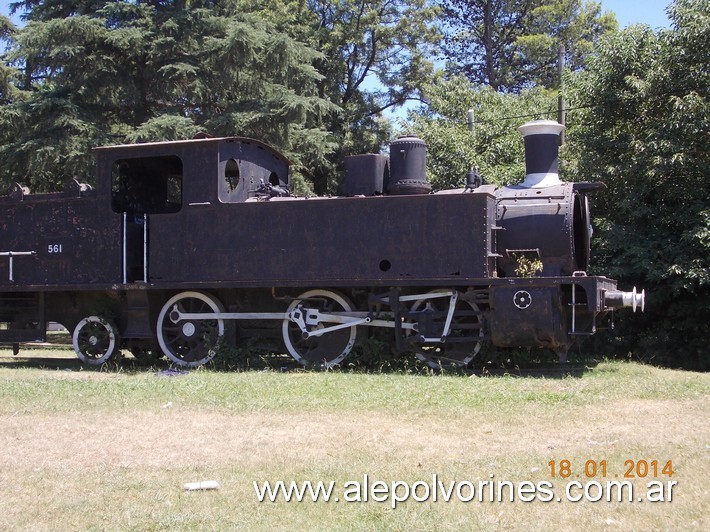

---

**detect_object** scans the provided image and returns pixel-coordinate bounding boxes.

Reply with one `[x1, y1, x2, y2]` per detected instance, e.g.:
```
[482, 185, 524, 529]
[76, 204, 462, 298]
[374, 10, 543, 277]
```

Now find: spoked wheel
[157, 291, 225, 367]
[72, 316, 119, 365]
[282, 289, 358, 368]
[408, 290, 484, 369]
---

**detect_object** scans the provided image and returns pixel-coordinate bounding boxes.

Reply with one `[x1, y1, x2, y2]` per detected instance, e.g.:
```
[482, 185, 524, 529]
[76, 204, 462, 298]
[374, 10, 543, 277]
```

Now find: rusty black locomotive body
[0, 121, 643, 368]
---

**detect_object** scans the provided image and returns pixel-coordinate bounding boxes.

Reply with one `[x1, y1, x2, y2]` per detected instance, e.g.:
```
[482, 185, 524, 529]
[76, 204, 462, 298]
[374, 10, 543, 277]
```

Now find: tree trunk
[482, 0, 498, 91]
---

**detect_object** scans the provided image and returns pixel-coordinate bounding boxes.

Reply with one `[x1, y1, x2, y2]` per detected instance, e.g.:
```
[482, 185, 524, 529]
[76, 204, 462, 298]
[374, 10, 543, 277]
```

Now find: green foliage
[0, 1, 337, 192]
[270, 0, 441, 194]
[0, 15, 22, 105]
[512, 253, 544, 278]
[438, 0, 617, 92]
[0, 1, 439, 195]
[567, 0, 709, 369]
[0, 85, 109, 190]
[406, 75, 557, 190]
[124, 115, 201, 144]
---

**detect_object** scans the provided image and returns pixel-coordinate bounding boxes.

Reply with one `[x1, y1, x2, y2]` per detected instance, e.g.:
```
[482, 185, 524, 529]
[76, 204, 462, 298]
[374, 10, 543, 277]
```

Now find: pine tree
[0, 0, 336, 193]
[0, 15, 22, 105]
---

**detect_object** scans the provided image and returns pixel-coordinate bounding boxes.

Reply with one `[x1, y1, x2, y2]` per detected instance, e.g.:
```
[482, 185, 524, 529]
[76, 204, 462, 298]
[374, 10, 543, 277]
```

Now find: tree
[0, 15, 22, 105]
[438, 0, 617, 91]
[566, 0, 709, 369]
[405, 75, 557, 190]
[311, 0, 440, 192]
[238, 0, 440, 193]
[0, 1, 336, 194]
[1, 1, 441, 196]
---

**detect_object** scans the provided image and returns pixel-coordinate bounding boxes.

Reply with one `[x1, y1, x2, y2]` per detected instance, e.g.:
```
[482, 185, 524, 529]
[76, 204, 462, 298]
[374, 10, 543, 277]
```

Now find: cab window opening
[111, 155, 182, 214]
[225, 159, 240, 191]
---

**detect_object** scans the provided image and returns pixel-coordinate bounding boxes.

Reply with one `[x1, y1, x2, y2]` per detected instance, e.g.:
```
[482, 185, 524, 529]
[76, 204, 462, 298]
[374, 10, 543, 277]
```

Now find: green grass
[0, 356, 707, 531]
[0, 359, 705, 415]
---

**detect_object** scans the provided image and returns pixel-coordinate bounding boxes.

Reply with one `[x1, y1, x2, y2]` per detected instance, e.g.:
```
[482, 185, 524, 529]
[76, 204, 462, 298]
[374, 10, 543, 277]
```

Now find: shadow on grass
[0, 343, 601, 379]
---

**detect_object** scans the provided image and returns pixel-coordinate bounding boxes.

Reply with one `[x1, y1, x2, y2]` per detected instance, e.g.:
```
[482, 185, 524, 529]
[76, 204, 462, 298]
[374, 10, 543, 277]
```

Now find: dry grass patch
[0, 358, 707, 530]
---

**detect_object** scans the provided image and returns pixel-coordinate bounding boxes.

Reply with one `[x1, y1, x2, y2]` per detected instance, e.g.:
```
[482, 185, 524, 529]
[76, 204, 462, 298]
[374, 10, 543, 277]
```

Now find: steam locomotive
[0, 120, 644, 368]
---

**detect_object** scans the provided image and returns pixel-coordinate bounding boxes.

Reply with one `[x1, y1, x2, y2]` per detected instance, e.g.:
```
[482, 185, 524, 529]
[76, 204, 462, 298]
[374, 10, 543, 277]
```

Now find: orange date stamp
[548, 459, 674, 479]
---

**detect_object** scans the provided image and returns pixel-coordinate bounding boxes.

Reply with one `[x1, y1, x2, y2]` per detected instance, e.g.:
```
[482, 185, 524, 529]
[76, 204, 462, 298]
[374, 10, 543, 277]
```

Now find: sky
[1, 1, 674, 29]
[600, 0, 671, 28]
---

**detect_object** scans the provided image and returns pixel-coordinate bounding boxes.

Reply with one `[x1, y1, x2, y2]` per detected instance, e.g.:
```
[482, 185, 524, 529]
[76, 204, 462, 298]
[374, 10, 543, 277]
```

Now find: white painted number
[48, 244, 63, 254]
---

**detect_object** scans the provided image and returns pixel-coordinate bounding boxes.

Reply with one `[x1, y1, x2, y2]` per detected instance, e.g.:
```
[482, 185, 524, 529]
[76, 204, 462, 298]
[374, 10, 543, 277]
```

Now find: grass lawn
[0, 348, 707, 530]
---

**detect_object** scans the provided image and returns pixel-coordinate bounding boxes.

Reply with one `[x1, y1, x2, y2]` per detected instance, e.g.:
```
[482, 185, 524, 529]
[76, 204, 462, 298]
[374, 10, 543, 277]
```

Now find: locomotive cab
[96, 136, 290, 283]
[100, 136, 290, 209]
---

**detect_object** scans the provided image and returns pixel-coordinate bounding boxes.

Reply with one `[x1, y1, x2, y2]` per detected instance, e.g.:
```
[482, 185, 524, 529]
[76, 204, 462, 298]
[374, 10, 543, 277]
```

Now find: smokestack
[518, 120, 565, 188]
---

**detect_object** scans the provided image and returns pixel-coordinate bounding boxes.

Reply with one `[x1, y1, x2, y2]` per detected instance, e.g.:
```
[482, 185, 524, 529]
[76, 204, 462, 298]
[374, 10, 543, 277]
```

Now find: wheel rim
[157, 291, 225, 367]
[73, 316, 118, 365]
[282, 289, 357, 368]
[409, 290, 484, 369]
